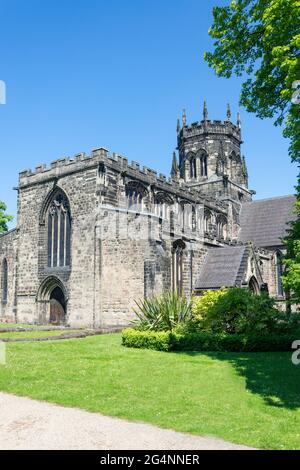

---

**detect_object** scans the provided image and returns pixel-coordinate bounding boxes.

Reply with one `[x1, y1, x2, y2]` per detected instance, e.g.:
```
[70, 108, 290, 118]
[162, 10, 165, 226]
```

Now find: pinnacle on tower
[203, 100, 208, 120]
[237, 112, 241, 128]
[242, 155, 248, 187]
[182, 109, 187, 126]
[177, 118, 181, 134]
[171, 151, 179, 179]
[242, 156, 248, 177]
[226, 103, 231, 120]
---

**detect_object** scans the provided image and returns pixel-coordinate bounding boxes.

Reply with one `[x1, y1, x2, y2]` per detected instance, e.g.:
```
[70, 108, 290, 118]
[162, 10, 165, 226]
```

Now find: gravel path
[0, 392, 253, 450]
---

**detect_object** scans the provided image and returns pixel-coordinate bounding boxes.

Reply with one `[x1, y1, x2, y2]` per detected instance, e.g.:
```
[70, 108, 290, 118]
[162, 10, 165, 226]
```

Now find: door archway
[37, 276, 68, 325]
[249, 276, 260, 295]
[50, 286, 66, 325]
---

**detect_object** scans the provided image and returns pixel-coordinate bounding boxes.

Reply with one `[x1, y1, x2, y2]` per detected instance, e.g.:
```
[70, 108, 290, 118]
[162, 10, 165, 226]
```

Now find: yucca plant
[133, 291, 192, 332]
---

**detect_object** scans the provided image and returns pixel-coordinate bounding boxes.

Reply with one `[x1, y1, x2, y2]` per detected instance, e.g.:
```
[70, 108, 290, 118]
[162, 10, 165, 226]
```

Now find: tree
[204, 0, 300, 162]
[0, 201, 13, 234]
[205, 0, 300, 308]
[282, 175, 300, 305]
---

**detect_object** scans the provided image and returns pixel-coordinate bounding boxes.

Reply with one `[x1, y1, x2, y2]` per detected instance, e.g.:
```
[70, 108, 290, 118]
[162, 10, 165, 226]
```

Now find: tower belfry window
[200, 154, 207, 176]
[190, 158, 197, 179]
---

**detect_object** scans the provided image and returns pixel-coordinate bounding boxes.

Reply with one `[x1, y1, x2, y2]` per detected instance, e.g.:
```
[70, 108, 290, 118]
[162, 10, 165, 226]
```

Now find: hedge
[122, 328, 298, 352]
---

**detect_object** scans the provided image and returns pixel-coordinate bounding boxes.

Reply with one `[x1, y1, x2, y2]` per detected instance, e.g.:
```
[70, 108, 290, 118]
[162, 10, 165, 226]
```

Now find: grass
[0, 333, 300, 449]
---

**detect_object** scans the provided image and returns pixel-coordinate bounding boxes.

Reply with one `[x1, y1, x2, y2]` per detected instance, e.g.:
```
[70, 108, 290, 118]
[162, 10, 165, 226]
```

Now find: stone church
[0, 103, 295, 327]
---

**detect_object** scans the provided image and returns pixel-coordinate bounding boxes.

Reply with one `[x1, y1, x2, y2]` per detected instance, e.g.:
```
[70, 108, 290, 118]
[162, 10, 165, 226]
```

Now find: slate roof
[238, 195, 296, 248]
[0, 228, 17, 239]
[195, 245, 249, 290]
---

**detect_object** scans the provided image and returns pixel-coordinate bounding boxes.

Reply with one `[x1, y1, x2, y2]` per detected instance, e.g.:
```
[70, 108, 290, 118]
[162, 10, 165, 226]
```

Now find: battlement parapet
[18, 146, 182, 195]
[178, 119, 241, 142]
[17, 146, 228, 213]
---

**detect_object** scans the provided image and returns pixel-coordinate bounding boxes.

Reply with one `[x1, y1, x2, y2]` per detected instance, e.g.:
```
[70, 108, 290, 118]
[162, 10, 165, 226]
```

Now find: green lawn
[0, 333, 299, 449]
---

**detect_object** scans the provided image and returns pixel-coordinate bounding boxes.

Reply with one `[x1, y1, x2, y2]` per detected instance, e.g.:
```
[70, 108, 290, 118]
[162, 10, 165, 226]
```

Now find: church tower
[175, 102, 253, 203]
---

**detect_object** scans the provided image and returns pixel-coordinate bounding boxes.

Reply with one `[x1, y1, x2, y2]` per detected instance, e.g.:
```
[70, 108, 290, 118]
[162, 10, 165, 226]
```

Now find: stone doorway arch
[249, 276, 260, 295]
[50, 286, 66, 325]
[37, 276, 68, 325]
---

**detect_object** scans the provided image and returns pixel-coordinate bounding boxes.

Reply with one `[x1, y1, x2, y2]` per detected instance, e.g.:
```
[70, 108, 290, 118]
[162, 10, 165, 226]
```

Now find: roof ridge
[249, 194, 295, 204]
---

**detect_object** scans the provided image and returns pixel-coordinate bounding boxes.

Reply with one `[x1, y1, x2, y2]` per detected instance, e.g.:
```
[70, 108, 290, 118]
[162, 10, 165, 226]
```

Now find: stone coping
[0, 327, 123, 342]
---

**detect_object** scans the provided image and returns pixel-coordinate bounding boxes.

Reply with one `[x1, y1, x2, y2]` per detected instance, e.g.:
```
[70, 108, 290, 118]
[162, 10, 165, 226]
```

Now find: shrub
[171, 332, 297, 352]
[191, 288, 227, 329]
[122, 328, 173, 351]
[191, 288, 281, 334]
[132, 291, 192, 332]
[122, 328, 297, 353]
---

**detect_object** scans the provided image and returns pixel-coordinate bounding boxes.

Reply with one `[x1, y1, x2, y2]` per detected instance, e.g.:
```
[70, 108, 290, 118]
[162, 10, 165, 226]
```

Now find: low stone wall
[0, 327, 123, 342]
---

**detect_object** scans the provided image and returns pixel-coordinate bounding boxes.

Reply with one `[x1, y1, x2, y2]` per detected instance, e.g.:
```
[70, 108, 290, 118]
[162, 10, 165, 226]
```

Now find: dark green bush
[122, 328, 297, 352]
[122, 328, 173, 351]
[172, 332, 297, 352]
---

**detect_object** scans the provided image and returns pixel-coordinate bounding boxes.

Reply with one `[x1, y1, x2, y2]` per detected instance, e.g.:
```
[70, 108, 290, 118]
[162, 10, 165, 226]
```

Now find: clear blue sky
[0, 0, 297, 228]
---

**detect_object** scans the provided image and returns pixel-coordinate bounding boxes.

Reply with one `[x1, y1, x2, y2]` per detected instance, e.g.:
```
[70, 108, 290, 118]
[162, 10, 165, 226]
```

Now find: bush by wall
[122, 328, 298, 352]
[191, 288, 282, 334]
[122, 328, 173, 351]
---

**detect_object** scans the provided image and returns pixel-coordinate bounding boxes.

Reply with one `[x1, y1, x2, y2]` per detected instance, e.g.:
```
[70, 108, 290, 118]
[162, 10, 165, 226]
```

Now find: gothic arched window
[204, 209, 212, 234]
[216, 215, 228, 240]
[125, 181, 147, 212]
[190, 158, 197, 179]
[154, 192, 173, 219]
[2, 259, 8, 303]
[200, 153, 207, 176]
[47, 192, 71, 268]
[172, 240, 186, 293]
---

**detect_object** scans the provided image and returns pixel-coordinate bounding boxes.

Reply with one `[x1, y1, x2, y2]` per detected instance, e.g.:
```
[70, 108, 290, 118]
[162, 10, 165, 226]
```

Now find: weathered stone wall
[177, 119, 252, 203]
[0, 125, 286, 328]
[0, 229, 18, 321]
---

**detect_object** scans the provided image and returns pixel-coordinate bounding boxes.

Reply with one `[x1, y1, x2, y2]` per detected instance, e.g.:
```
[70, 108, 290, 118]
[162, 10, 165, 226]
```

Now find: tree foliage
[282, 175, 300, 304]
[191, 288, 281, 334]
[205, 0, 300, 162]
[0, 201, 13, 234]
[205, 0, 300, 307]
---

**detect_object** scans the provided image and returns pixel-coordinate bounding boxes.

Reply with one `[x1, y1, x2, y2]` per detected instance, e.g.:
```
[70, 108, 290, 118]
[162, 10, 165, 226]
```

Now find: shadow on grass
[179, 350, 300, 409]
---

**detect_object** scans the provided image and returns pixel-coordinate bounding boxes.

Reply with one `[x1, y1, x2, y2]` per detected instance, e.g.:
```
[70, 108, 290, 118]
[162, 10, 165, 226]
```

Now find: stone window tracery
[154, 192, 173, 219]
[172, 240, 186, 293]
[200, 153, 207, 177]
[204, 209, 213, 234]
[216, 215, 228, 240]
[190, 157, 197, 179]
[125, 181, 147, 212]
[47, 192, 71, 268]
